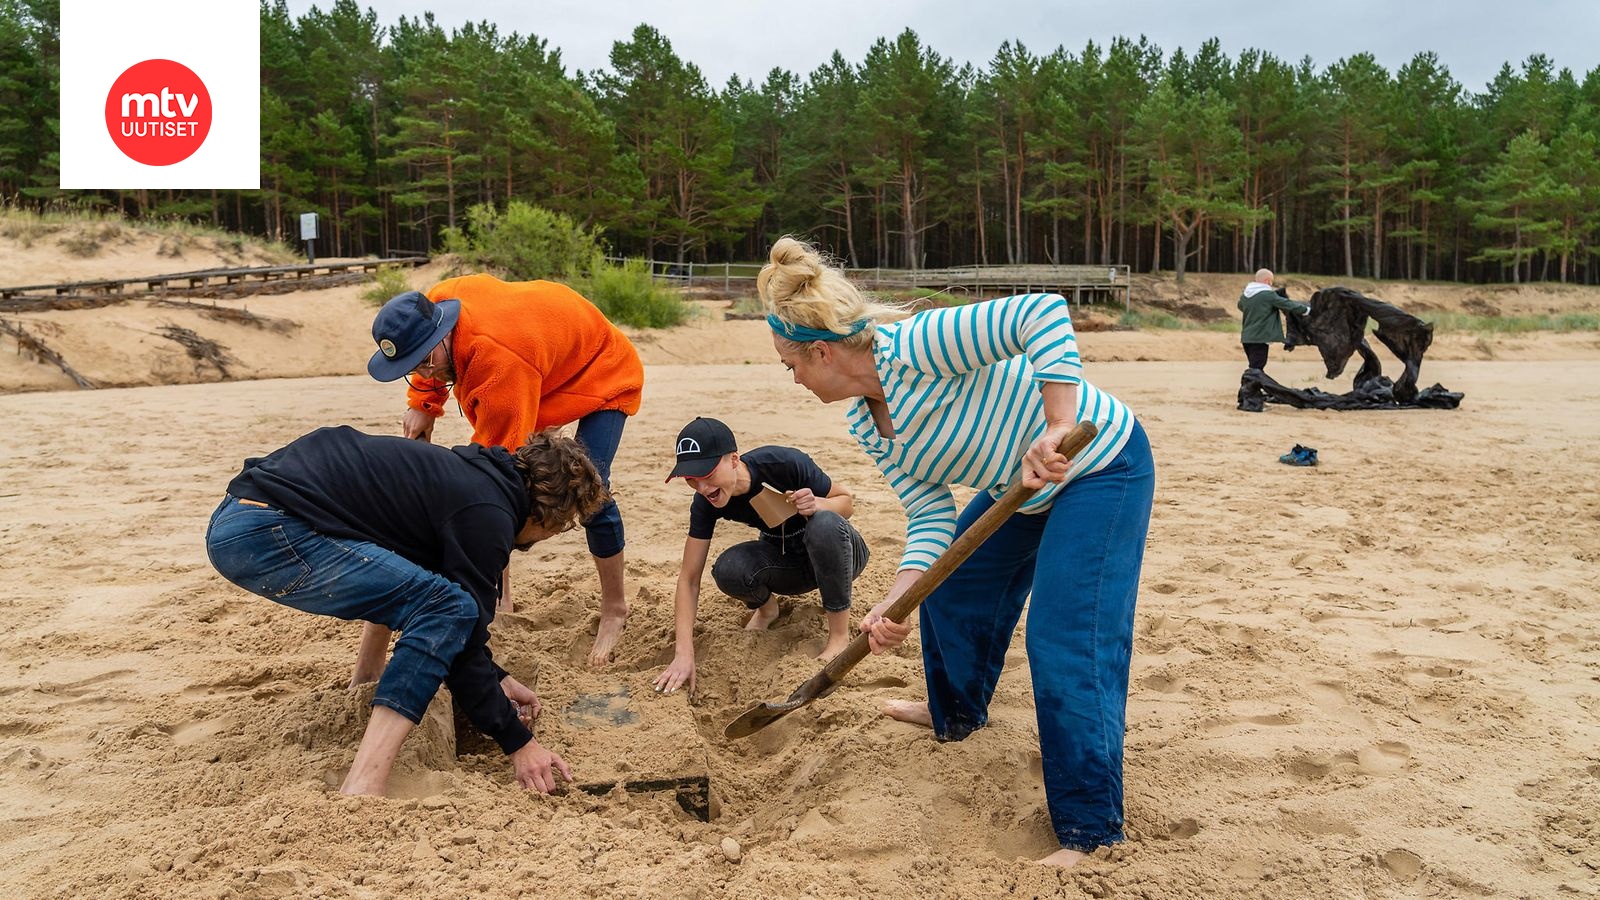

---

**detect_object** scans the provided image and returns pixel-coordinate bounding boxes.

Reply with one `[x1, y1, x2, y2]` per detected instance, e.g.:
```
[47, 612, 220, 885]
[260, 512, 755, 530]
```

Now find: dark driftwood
[0, 318, 96, 388]
[148, 299, 299, 334]
[155, 324, 239, 379]
[0, 295, 124, 313]
[1247, 285, 1462, 412]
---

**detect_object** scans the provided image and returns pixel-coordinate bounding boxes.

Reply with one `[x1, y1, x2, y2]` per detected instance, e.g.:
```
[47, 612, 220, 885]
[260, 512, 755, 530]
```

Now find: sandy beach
[1, 260, 1598, 898]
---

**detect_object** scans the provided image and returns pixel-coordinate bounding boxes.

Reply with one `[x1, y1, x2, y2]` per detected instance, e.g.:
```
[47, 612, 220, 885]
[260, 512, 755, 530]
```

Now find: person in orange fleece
[364, 275, 644, 669]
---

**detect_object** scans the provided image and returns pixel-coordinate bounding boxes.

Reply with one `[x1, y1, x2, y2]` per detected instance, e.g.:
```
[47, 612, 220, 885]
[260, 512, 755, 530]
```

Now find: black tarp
[1238, 286, 1463, 412]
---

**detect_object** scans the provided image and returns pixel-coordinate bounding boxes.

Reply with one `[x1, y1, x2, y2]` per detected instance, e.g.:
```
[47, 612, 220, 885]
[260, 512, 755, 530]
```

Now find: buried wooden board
[555, 682, 712, 818]
[454, 678, 714, 821]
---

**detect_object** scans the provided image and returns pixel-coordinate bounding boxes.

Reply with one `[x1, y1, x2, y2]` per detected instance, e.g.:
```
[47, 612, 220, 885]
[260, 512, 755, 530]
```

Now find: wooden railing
[611, 258, 1131, 309]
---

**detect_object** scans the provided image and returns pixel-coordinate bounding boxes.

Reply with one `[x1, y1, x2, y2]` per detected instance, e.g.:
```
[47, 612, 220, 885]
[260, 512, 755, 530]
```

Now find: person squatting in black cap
[651, 417, 870, 695]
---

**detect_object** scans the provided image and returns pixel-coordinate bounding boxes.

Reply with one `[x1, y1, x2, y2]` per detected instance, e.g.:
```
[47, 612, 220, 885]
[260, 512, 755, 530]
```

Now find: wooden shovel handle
[809, 421, 1099, 686]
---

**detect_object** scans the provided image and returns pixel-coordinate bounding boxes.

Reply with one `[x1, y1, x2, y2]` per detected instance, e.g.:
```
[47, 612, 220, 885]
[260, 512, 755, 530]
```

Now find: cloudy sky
[282, 0, 1596, 94]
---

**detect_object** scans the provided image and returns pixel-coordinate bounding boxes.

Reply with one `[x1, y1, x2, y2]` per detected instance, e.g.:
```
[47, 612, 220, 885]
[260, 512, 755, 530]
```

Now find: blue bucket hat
[367, 290, 461, 382]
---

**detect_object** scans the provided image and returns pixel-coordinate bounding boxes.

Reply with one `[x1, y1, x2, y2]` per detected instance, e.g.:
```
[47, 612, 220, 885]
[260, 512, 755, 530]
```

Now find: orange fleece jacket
[407, 274, 644, 450]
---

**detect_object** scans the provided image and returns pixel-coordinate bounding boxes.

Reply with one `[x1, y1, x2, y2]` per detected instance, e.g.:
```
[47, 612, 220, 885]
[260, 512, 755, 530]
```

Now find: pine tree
[1470, 131, 1563, 283]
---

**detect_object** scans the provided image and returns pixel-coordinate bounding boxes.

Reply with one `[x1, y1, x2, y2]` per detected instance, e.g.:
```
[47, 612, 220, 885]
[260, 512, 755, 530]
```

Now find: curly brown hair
[510, 429, 610, 531]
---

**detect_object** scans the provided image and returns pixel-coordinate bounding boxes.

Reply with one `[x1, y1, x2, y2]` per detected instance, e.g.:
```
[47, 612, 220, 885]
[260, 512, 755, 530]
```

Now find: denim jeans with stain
[205, 495, 479, 724]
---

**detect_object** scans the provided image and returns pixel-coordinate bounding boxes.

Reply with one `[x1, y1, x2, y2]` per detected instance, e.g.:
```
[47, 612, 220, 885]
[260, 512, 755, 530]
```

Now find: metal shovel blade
[721, 652, 853, 739]
[721, 697, 808, 739]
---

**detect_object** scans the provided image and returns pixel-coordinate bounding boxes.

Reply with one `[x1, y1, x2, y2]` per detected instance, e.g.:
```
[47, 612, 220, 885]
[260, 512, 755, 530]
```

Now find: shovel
[723, 421, 1100, 739]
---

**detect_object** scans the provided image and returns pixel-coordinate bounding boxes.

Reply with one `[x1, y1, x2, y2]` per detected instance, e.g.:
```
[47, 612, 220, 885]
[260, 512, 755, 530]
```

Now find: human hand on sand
[500, 674, 541, 724]
[1021, 421, 1076, 489]
[861, 601, 912, 654]
[653, 654, 696, 695]
[510, 740, 572, 794]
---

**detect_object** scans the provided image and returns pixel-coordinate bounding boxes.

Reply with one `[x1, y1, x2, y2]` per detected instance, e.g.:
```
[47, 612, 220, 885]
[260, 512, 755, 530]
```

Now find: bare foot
[744, 599, 779, 630]
[348, 670, 381, 689]
[586, 611, 628, 667]
[881, 699, 932, 728]
[1037, 848, 1087, 868]
[816, 635, 851, 661]
[337, 777, 387, 798]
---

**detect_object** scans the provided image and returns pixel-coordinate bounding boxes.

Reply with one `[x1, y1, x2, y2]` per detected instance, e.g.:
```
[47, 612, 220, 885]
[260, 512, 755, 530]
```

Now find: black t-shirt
[226, 425, 533, 754]
[687, 446, 832, 541]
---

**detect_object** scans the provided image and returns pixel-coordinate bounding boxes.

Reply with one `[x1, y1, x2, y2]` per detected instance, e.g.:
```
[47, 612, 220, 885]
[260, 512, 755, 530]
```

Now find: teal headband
[766, 314, 869, 343]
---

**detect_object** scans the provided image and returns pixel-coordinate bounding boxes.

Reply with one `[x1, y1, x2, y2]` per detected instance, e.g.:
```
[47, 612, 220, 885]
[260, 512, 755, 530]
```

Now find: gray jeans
[710, 510, 869, 612]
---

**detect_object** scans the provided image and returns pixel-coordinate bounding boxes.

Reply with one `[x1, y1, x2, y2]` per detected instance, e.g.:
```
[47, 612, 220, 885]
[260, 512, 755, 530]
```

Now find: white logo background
[60, 0, 259, 188]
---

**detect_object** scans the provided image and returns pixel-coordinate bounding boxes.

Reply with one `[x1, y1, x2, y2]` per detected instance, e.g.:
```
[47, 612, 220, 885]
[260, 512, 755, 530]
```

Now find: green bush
[576, 259, 689, 328]
[362, 265, 412, 307]
[440, 201, 602, 281]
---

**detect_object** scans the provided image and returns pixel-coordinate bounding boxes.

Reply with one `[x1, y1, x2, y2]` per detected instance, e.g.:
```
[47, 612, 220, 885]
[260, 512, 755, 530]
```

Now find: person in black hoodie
[205, 426, 608, 796]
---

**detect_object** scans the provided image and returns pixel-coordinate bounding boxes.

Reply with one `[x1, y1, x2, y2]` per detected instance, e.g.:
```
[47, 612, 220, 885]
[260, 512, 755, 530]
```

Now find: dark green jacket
[1238, 286, 1310, 344]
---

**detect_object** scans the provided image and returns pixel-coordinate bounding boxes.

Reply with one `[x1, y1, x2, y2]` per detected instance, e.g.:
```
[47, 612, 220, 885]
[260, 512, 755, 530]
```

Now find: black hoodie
[228, 425, 533, 753]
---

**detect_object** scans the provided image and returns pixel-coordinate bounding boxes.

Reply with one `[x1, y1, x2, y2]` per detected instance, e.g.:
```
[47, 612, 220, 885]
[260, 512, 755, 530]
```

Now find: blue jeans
[575, 410, 626, 559]
[919, 421, 1155, 851]
[204, 495, 479, 725]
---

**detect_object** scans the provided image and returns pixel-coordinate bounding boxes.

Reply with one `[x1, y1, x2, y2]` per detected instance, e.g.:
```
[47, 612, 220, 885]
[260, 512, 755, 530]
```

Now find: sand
[1, 259, 1598, 898]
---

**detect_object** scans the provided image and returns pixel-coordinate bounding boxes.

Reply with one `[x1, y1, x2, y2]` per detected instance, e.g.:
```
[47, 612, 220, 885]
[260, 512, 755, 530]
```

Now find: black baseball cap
[368, 290, 460, 382]
[666, 417, 737, 480]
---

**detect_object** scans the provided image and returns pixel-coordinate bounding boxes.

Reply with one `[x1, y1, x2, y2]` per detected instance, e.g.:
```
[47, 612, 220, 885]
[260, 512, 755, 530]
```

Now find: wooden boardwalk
[0, 256, 430, 306]
[624, 258, 1132, 309]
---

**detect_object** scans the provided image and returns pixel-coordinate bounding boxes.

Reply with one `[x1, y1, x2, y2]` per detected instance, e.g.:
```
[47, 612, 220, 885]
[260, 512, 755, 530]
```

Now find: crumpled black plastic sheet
[1237, 368, 1463, 411]
[1238, 286, 1464, 412]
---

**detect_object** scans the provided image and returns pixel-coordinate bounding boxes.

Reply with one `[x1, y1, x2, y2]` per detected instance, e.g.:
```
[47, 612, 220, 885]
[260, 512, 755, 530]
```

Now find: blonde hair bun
[758, 236, 909, 348]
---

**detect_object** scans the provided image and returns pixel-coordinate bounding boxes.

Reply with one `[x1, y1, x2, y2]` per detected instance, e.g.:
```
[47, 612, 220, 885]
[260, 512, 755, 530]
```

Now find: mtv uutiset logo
[60, 0, 257, 188]
[104, 60, 213, 166]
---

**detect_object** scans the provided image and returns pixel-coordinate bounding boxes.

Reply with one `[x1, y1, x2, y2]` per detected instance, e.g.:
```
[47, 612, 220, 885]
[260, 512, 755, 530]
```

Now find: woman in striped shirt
[758, 237, 1155, 867]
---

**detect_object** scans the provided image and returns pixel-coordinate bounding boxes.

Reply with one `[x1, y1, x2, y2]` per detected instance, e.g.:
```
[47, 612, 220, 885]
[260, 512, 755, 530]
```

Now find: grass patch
[361, 265, 412, 307]
[1117, 307, 1235, 331]
[2, 199, 298, 263]
[1423, 312, 1600, 333]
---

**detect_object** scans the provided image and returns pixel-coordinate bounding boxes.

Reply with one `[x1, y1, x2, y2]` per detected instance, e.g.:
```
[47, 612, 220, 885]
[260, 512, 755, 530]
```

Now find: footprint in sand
[1288, 742, 1411, 780]
[1379, 848, 1423, 880]
[1201, 711, 1299, 734]
[1164, 817, 1200, 839]
[1356, 741, 1412, 775]
[1139, 672, 1185, 694]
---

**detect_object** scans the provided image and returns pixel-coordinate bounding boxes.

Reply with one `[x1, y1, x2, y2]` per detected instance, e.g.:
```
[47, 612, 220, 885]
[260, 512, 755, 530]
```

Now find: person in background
[1238, 268, 1310, 374]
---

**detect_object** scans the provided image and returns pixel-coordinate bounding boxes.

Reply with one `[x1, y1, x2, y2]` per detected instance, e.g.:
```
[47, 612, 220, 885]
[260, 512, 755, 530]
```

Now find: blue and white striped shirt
[846, 293, 1135, 572]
